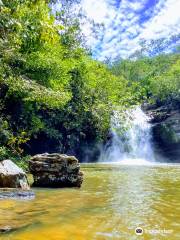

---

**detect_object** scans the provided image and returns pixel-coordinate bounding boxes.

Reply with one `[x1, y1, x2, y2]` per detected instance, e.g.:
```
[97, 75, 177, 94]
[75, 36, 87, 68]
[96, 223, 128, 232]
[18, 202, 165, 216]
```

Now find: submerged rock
[0, 225, 12, 233]
[0, 188, 35, 200]
[0, 160, 29, 189]
[0, 221, 41, 234]
[29, 153, 83, 187]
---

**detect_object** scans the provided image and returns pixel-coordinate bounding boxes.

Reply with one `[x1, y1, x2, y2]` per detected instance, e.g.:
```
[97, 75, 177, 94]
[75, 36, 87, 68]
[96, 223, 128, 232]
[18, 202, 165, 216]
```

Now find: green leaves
[111, 53, 180, 104]
[1, 0, 179, 163]
[5, 76, 71, 108]
[150, 58, 180, 101]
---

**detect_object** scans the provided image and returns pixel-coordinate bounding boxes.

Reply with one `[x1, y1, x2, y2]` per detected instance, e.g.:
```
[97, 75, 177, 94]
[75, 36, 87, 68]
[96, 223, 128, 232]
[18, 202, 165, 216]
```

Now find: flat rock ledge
[0, 188, 35, 200]
[29, 153, 83, 188]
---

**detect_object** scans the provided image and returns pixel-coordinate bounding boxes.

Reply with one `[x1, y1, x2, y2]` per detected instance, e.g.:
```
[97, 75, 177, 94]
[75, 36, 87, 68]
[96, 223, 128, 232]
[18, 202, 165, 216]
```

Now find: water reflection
[0, 164, 180, 239]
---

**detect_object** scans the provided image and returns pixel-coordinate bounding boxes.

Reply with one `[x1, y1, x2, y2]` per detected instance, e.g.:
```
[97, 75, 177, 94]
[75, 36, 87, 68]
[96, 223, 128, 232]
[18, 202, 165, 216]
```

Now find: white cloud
[140, 0, 180, 40]
[81, 0, 180, 60]
[81, 0, 116, 23]
[120, 0, 147, 11]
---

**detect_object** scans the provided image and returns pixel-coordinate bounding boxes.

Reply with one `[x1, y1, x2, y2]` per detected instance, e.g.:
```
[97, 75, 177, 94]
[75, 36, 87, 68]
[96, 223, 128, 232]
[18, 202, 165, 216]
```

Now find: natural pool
[0, 163, 180, 240]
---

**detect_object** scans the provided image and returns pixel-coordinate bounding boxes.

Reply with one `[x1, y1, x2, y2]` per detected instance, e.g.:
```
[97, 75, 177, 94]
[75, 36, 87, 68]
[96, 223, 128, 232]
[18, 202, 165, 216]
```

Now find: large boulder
[29, 153, 83, 187]
[0, 160, 30, 189]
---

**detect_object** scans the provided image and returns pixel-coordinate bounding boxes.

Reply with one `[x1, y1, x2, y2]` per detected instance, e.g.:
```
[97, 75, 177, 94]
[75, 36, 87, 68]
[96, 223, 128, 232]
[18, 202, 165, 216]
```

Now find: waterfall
[101, 106, 155, 164]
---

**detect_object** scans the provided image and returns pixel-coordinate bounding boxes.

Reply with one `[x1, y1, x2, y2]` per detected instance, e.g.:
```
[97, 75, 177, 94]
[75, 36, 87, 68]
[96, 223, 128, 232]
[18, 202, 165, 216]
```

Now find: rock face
[144, 104, 180, 162]
[29, 153, 83, 187]
[0, 160, 30, 189]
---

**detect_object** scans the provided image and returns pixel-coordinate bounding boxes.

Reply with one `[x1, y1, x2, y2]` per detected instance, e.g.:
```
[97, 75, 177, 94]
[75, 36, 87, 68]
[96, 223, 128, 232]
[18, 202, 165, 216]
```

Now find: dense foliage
[0, 0, 179, 167]
[111, 53, 180, 105]
[0, 0, 132, 165]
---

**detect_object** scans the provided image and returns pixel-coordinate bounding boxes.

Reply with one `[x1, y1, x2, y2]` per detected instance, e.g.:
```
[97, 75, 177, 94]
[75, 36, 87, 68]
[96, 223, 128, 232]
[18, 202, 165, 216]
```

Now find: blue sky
[80, 0, 180, 60]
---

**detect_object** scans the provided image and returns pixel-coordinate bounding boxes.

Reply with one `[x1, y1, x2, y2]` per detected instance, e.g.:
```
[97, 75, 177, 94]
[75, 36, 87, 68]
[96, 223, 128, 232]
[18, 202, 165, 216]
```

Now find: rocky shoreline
[0, 153, 83, 199]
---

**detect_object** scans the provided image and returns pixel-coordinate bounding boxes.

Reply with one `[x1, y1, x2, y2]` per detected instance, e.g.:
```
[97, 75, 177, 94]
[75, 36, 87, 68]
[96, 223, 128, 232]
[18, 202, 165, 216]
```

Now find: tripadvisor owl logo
[135, 227, 143, 235]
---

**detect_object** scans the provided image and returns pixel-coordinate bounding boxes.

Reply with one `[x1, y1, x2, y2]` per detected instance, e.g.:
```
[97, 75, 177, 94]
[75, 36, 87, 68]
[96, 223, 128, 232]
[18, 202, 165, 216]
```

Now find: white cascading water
[101, 106, 155, 164]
